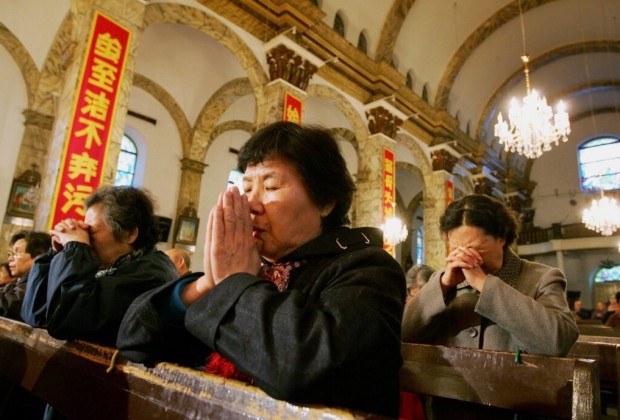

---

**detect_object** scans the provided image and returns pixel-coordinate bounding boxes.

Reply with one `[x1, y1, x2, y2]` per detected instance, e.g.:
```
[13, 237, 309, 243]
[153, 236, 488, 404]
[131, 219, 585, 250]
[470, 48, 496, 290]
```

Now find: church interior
[1, 0, 620, 417]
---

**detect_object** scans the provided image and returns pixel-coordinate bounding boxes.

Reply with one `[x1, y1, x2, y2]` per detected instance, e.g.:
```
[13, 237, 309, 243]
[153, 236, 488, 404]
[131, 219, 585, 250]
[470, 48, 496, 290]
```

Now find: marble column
[256, 36, 322, 126]
[34, 0, 146, 230]
[424, 145, 460, 270]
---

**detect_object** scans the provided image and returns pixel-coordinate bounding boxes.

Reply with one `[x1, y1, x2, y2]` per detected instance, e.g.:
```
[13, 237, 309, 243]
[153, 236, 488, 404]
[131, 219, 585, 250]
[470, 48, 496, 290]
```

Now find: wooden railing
[518, 222, 606, 245]
[0, 317, 602, 419]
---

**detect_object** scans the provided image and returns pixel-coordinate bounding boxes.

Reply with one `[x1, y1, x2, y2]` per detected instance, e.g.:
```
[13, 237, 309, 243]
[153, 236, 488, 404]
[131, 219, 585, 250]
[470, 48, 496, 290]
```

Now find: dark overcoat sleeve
[23, 242, 177, 345]
[117, 274, 211, 367]
[0, 277, 28, 321]
[185, 247, 405, 413]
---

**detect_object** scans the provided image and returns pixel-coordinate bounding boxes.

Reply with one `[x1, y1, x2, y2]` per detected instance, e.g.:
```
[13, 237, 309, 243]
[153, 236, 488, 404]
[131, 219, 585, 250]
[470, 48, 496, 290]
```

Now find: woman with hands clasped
[402, 194, 578, 357]
[21, 186, 177, 346]
[402, 194, 578, 418]
[117, 122, 405, 418]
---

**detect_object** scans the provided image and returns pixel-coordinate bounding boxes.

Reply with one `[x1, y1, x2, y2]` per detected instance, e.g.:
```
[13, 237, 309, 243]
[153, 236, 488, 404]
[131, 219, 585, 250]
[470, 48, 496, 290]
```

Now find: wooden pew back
[0, 318, 371, 419]
[0, 317, 603, 420]
[400, 342, 600, 419]
[568, 335, 620, 413]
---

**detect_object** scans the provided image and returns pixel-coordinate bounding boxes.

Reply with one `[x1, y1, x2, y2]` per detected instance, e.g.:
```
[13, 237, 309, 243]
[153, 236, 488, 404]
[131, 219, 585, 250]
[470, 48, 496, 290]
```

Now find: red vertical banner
[445, 180, 454, 204]
[283, 92, 302, 124]
[48, 12, 131, 229]
[382, 148, 396, 254]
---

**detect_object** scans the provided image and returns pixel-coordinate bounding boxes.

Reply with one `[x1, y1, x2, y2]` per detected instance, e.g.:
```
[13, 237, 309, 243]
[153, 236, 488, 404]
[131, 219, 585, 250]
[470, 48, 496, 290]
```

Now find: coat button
[468, 327, 478, 338]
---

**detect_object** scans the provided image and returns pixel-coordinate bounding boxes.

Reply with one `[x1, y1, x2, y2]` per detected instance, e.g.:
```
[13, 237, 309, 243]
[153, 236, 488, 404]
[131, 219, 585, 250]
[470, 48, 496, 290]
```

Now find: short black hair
[440, 194, 519, 249]
[10, 230, 51, 258]
[237, 121, 356, 231]
[85, 186, 159, 250]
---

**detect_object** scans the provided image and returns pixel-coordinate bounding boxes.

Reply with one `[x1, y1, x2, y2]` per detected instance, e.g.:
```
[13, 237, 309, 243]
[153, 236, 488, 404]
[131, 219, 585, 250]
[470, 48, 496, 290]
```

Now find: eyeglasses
[7, 251, 27, 259]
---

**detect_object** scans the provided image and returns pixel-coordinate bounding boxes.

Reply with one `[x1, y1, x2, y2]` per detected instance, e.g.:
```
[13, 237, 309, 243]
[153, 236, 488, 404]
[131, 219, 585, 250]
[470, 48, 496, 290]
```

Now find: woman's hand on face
[441, 247, 485, 292]
[210, 187, 261, 283]
[50, 218, 90, 251]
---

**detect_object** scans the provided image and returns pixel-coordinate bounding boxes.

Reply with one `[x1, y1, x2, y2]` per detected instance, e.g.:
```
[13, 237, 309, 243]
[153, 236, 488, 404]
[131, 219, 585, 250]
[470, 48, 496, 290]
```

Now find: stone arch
[306, 84, 369, 143]
[0, 21, 39, 106]
[191, 78, 255, 161]
[210, 120, 255, 143]
[132, 73, 192, 156]
[374, 0, 416, 63]
[434, 0, 559, 109]
[143, 3, 268, 102]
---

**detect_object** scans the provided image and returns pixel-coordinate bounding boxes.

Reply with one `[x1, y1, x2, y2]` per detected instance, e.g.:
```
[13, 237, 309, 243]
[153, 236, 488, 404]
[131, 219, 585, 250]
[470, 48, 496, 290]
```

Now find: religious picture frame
[6, 180, 37, 219]
[175, 216, 199, 245]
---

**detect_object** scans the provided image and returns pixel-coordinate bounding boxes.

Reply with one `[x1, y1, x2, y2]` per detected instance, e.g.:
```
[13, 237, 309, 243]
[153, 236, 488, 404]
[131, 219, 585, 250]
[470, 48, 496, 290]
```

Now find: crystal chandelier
[381, 216, 408, 246]
[582, 191, 620, 236]
[494, 1, 570, 159]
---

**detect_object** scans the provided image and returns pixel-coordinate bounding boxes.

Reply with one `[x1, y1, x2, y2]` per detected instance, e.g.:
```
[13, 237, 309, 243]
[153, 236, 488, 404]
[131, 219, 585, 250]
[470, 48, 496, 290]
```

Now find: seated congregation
[0, 122, 607, 419]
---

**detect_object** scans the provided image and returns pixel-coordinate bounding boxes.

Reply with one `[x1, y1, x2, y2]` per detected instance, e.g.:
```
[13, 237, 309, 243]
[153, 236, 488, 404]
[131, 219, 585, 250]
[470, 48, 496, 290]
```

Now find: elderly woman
[402, 194, 578, 355]
[117, 122, 405, 417]
[1, 231, 51, 320]
[21, 186, 177, 345]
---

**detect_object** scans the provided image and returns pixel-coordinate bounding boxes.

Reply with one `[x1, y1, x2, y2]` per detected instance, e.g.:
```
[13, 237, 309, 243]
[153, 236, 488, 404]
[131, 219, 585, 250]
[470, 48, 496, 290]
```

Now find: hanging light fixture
[582, 190, 620, 236]
[381, 215, 408, 247]
[494, 0, 570, 159]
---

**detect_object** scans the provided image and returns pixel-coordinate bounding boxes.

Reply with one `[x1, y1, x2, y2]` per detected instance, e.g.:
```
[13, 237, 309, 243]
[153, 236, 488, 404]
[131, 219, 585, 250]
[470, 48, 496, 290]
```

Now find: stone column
[424, 145, 460, 270]
[34, 0, 146, 229]
[1, 109, 54, 238]
[256, 35, 323, 126]
[355, 99, 406, 231]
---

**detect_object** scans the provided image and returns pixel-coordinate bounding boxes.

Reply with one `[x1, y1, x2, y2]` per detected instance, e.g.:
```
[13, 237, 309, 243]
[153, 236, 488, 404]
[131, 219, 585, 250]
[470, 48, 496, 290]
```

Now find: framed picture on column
[175, 216, 199, 245]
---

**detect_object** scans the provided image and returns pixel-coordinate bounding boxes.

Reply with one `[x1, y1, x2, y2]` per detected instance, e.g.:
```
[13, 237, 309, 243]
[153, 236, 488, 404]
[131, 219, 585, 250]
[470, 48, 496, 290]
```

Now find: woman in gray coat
[402, 194, 579, 417]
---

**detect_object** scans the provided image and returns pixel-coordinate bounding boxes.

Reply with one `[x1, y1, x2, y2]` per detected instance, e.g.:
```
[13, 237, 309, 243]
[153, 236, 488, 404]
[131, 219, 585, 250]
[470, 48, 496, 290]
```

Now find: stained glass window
[578, 137, 620, 191]
[416, 228, 423, 264]
[593, 264, 620, 282]
[114, 134, 137, 186]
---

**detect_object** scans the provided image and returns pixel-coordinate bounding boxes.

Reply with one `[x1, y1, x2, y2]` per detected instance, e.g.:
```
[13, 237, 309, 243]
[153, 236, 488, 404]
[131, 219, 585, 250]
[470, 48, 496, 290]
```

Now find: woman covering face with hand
[21, 186, 177, 345]
[402, 194, 578, 356]
[117, 122, 405, 418]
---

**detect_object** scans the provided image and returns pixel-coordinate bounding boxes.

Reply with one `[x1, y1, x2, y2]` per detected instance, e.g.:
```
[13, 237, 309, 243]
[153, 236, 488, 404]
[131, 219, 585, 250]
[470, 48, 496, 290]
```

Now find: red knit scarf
[203, 261, 306, 383]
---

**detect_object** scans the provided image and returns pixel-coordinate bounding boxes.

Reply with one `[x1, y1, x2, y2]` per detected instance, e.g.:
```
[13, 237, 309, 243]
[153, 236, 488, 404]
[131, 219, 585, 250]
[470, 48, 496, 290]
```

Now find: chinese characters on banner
[283, 92, 302, 124]
[48, 12, 131, 229]
[383, 148, 396, 254]
[446, 180, 454, 204]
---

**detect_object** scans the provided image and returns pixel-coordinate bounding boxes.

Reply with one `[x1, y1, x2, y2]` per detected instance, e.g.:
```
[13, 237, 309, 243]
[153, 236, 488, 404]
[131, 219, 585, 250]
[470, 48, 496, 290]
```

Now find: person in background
[572, 299, 591, 320]
[605, 291, 620, 327]
[117, 121, 405, 418]
[405, 263, 434, 304]
[591, 301, 606, 321]
[21, 186, 178, 346]
[402, 194, 578, 418]
[165, 248, 192, 278]
[1, 262, 15, 285]
[0, 231, 51, 321]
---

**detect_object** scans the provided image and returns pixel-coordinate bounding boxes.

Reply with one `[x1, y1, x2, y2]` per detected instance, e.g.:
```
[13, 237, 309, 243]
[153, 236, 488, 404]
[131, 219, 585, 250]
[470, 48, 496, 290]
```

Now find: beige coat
[402, 248, 579, 357]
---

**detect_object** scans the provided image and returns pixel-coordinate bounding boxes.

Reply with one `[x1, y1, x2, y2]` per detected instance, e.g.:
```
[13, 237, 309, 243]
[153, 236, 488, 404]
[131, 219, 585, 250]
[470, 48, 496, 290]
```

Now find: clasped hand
[50, 218, 90, 252]
[185, 187, 261, 304]
[440, 246, 486, 293]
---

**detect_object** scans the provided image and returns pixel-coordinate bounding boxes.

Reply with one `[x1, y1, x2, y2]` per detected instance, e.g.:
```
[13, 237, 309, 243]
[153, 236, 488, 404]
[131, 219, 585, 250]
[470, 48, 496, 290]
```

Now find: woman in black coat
[117, 122, 406, 418]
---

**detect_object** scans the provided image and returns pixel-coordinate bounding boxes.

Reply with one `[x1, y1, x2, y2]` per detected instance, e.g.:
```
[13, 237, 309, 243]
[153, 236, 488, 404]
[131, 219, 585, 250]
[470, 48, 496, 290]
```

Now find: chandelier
[582, 191, 620, 236]
[494, 1, 570, 159]
[381, 216, 408, 246]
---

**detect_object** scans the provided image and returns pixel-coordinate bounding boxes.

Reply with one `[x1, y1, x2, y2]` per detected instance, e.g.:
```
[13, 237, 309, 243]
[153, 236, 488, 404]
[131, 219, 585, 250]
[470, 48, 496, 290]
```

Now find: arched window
[406, 71, 413, 90]
[578, 136, 620, 191]
[310, 0, 320, 6]
[415, 228, 424, 264]
[593, 263, 620, 282]
[422, 84, 429, 103]
[333, 13, 345, 37]
[357, 31, 367, 54]
[114, 134, 137, 186]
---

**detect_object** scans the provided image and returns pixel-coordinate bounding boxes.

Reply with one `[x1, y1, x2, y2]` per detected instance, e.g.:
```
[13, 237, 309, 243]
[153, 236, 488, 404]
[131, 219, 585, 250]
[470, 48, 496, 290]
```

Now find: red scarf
[203, 261, 306, 383]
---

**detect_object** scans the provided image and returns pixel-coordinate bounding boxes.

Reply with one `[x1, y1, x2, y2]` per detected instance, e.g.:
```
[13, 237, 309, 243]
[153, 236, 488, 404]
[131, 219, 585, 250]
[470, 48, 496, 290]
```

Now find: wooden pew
[400, 342, 600, 419]
[0, 316, 602, 420]
[0, 318, 375, 419]
[568, 335, 620, 415]
[578, 323, 620, 338]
